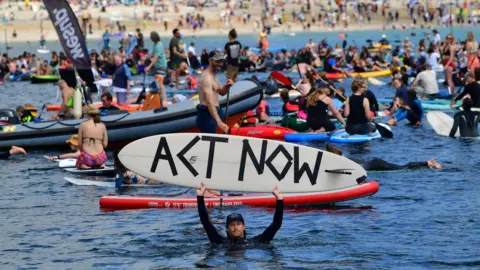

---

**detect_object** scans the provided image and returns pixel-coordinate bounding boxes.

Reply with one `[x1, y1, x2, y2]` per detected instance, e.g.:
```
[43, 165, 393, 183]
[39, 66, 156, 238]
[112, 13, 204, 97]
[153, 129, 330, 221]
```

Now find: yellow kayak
[350, 69, 392, 78]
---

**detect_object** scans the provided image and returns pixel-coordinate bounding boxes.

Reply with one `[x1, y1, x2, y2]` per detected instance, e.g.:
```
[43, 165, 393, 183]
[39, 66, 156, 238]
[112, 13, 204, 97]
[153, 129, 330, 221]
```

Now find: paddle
[372, 120, 393, 138]
[219, 78, 234, 209]
[271, 71, 298, 90]
[135, 73, 147, 109]
[37, 104, 47, 120]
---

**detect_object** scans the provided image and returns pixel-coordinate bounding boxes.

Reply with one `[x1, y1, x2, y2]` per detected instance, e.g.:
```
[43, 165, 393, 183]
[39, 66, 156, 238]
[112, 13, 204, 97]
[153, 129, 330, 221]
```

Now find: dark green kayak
[280, 114, 309, 132]
[31, 75, 61, 84]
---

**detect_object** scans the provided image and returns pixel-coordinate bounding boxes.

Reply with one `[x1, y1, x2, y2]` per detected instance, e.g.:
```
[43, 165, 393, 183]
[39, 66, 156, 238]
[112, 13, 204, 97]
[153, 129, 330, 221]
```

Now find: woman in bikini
[76, 105, 108, 169]
[465, 32, 479, 73]
[442, 34, 458, 95]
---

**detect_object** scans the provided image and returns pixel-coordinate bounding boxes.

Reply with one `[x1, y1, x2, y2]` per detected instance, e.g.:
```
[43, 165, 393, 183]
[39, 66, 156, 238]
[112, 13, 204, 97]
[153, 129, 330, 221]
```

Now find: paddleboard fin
[356, 175, 367, 184]
[325, 169, 353, 175]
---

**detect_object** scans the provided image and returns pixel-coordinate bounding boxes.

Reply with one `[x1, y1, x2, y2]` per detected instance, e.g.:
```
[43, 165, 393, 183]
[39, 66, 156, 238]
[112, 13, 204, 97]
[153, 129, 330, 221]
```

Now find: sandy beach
[0, 0, 453, 44]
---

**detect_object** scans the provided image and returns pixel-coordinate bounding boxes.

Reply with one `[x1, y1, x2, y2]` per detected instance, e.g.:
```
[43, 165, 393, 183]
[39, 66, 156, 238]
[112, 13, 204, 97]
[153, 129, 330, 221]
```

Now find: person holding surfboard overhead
[449, 98, 480, 138]
[197, 50, 234, 133]
[0, 146, 27, 159]
[196, 183, 283, 245]
[344, 80, 376, 135]
[76, 105, 108, 169]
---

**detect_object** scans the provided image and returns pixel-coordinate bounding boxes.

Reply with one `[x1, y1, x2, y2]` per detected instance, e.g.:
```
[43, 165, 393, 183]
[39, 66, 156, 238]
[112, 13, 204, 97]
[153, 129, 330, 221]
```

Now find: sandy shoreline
[0, 1, 468, 44]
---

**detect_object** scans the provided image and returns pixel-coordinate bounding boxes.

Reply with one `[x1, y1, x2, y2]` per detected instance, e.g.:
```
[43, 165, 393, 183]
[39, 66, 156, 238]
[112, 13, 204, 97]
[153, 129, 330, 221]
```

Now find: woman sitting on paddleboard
[344, 80, 376, 135]
[326, 144, 442, 171]
[387, 89, 424, 126]
[197, 182, 283, 245]
[46, 134, 81, 160]
[0, 146, 27, 159]
[306, 88, 346, 133]
[449, 98, 480, 138]
[76, 105, 108, 169]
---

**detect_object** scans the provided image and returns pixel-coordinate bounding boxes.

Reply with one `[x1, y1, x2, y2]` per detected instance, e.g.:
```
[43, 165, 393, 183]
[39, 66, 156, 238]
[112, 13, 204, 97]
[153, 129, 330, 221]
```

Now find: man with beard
[197, 50, 233, 133]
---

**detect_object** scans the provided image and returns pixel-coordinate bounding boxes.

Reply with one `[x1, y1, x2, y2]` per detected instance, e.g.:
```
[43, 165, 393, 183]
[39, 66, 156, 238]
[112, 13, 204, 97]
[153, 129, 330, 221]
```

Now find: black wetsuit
[197, 196, 283, 245]
[365, 90, 379, 115]
[353, 158, 429, 171]
[307, 98, 336, 132]
[449, 111, 480, 137]
[0, 151, 10, 159]
[454, 82, 480, 108]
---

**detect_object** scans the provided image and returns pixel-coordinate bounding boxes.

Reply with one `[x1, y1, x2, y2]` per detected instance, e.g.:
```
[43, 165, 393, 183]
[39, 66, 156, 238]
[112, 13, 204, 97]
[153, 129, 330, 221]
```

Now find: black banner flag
[43, 0, 91, 70]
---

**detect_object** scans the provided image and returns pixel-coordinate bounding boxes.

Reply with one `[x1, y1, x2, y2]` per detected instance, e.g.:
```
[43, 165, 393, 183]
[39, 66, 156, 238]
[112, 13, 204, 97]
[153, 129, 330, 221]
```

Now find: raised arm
[253, 186, 283, 244]
[196, 183, 225, 244]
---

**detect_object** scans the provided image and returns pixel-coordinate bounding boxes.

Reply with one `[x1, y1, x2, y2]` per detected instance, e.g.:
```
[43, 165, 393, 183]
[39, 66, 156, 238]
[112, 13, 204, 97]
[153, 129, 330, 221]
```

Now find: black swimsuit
[307, 97, 336, 132]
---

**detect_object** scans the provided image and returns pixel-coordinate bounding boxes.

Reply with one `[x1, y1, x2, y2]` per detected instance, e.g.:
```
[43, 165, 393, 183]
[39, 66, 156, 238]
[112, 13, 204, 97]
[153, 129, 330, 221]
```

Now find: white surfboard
[64, 166, 115, 176]
[426, 111, 459, 137]
[119, 133, 368, 193]
[64, 177, 162, 188]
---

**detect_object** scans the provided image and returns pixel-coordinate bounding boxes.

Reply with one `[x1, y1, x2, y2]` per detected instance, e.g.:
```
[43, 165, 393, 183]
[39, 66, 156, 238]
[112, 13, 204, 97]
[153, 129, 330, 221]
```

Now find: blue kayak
[284, 132, 330, 143]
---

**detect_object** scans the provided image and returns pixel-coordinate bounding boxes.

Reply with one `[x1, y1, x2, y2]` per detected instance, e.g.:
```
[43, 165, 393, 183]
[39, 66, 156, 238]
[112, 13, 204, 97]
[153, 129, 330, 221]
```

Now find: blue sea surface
[0, 26, 479, 269]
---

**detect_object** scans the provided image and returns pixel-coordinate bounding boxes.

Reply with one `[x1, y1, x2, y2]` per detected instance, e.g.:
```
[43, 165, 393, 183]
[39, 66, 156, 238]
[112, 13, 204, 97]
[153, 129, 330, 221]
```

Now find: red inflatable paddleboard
[99, 181, 379, 211]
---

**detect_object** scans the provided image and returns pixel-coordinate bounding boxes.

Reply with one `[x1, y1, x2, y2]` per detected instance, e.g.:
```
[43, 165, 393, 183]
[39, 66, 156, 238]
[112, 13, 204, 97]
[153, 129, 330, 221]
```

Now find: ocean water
[0, 26, 479, 269]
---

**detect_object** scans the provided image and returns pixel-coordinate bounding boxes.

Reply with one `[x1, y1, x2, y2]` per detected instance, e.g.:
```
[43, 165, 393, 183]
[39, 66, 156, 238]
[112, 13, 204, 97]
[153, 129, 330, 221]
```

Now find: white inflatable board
[119, 133, 368, 193]
[426, 111, 459, 137]
[37, 49, 50, 54]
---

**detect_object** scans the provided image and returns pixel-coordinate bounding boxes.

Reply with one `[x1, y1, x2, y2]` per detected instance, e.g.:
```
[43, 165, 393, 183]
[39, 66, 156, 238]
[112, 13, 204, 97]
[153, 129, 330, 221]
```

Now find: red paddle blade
[270, 71, 293, 87]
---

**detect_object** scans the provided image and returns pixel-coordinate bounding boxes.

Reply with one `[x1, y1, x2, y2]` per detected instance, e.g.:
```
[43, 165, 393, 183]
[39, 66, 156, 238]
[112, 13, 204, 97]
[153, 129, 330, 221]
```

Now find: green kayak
[31, 75, 61, 84]
[281, 114, 309, 132]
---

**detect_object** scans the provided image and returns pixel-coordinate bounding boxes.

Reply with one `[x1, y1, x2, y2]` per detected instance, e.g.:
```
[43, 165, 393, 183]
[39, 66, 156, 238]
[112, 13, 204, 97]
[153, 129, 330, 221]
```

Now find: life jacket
[185, 75, 198, 90]
[240, 110, 257, 126]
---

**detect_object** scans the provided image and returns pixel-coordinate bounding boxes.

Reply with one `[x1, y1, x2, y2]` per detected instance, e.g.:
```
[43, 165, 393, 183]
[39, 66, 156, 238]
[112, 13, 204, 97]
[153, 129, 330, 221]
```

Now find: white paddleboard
[426, 111, 459, 137]
[119, 133, 368, 193]
[64, 177, 162, 188]
[94, 79, 112, 87]
[64, 166, 115, 176]
[37, 49, 50, 54]
[59, 159, 77, 168]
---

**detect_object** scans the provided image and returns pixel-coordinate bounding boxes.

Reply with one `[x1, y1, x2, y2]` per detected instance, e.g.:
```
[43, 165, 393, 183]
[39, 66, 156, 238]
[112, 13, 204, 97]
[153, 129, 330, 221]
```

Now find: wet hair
[16, 106, 26, 114]
[150, 31, 160, 43]
[173, 28, 179, 35]
[326, 143, 343, 156]
[229, 29, 237, 39]
[101, 92, 113, 101]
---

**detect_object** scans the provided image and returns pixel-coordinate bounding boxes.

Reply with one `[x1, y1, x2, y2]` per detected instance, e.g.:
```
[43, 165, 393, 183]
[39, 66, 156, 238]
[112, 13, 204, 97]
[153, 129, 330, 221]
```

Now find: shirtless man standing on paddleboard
[197, 50, 234, 134]
[197, 182, 283, 245]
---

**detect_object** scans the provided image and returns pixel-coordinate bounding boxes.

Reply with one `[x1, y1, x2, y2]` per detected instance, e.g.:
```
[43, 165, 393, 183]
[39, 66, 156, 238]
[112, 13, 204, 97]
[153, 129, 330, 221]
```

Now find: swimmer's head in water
[226, 213, 245, 239]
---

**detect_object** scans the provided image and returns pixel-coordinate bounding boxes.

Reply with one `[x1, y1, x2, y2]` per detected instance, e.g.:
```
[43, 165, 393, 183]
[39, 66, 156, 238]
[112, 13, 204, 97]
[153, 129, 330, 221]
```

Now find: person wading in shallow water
[196, 182, 283, 245]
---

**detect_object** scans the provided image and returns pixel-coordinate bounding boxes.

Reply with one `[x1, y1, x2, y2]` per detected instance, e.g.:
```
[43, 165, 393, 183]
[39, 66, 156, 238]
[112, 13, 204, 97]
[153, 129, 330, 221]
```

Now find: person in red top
[256, 98, 270, 123]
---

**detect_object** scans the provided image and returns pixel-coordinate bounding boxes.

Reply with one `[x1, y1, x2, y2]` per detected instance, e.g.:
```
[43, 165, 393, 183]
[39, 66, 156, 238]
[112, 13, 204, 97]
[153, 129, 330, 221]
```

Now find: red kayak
[99, 181, 379, 211]
[325, 73, 344, 80]
[230, 125, 295, 140]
